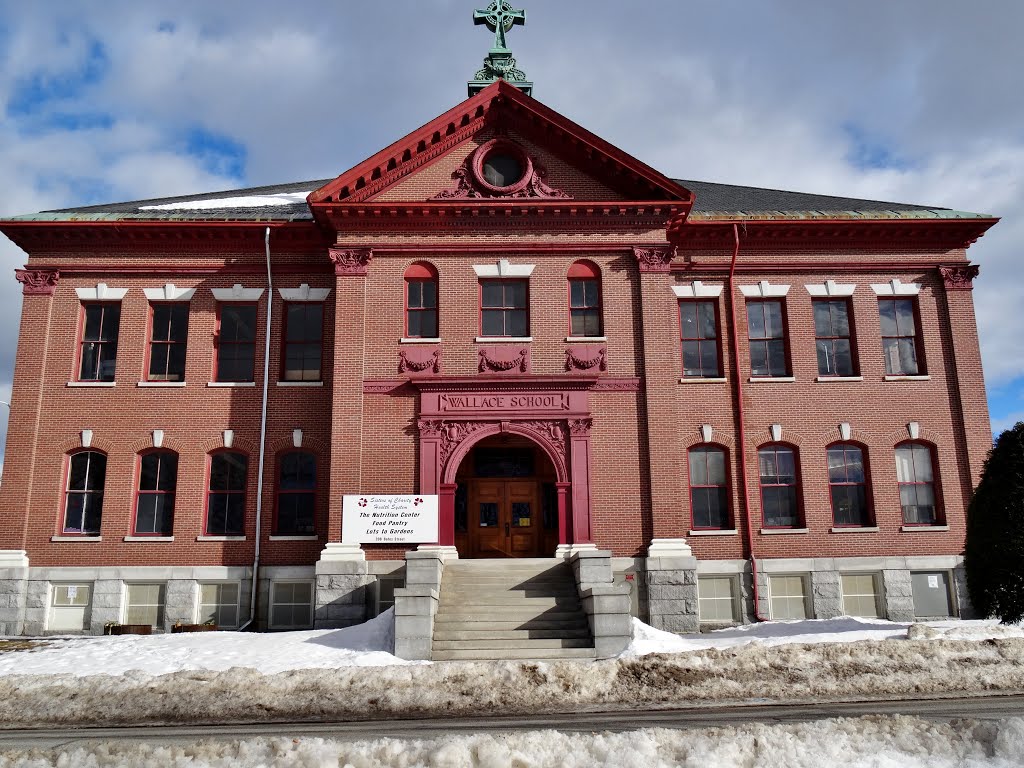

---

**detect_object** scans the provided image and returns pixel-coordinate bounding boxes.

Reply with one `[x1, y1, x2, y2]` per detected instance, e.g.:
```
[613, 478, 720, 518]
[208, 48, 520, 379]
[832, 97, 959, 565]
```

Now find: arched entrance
[453, 434, 560, 558]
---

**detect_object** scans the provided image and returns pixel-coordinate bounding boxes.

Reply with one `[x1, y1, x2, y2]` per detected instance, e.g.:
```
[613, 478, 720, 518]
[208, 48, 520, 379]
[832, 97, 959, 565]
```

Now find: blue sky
[0, 0, 1023, 464]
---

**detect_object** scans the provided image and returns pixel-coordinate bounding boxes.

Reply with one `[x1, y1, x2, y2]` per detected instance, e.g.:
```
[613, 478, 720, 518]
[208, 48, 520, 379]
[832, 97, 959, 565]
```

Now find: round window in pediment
[472, 139, 533, 195]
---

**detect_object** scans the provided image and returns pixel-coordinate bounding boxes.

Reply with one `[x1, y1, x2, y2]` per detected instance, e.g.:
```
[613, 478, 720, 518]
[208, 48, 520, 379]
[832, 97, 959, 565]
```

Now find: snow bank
[0, 609, 411, 677]
[1, 638, 1023, 728]
[138, 191, 310, 210]
[2, 716, 1023, 767]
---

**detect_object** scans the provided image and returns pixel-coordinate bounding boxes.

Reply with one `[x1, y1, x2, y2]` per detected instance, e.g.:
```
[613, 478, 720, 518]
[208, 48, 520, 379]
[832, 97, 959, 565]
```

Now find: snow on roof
[137, 191, 312, 211]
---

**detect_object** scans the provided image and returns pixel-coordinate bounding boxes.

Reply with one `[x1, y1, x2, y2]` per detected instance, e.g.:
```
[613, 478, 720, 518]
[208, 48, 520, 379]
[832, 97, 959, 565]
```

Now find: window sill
[679, 377, 727, 384]
[123, 536, 174, 542]
[688, 529, 738, 536]
[400, 337, 441, 344]
[276, 381, 324, 388]
[830, 526, 880, 533]
[900, 525, 949, 532]
[197, 535, 247, 542]
[759, 528, 809, 535]
[66, 381, 115, 388]
[884, 375, 931, 382]
[51, 535, 101, 542]
[207, 382, 257, 388]
[475, 337, 533, 344]
[566, 336, 607, 343]
[137, 381, 186, 388]
[816, 376, 864, 383]
[268, 535, 319, 541]
[749, 376, 795, 383]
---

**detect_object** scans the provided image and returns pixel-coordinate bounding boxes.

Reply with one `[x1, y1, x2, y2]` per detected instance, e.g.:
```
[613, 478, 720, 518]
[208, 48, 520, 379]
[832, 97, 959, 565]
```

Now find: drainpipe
[239, 226, 273, 630]
[727, 222, 768, 622]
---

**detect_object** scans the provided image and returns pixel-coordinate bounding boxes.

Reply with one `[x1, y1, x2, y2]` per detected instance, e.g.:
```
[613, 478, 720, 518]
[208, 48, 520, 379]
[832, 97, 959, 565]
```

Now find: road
[0, 694, 1022, 749]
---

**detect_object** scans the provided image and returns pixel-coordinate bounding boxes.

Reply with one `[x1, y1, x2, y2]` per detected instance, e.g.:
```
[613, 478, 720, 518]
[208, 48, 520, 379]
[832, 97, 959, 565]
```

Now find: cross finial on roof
[474, 1, 526, 53]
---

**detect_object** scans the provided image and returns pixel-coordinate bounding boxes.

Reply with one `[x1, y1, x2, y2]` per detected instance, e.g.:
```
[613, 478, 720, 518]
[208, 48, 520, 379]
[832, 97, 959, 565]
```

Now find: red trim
[146, 302, 189, 382]
[679, 298, 722, 378]
[479, 278, 529, 337]
[472, 138, 533, 195]
[76, 302, 120, 383]
[61, 449, 107, 536]
[404, 262, 439, 339]
[825, 442, 875, 528]
[687, 445, 732, 530]
[813, 298, 859, 378]
[879, 297, 927, 376]
[273, 450, 318, 536]
[203, 450, 249, 537]
[28, 264, 333, 276]
[757, 444, 803, 529]
[214, 303, 258, 383]
[895, 441, 945, 526]
[745, 299, 791, 378]
[131, 449, 178, 536]
[567, 265, 602, 338]
[280, 302, 325, 382]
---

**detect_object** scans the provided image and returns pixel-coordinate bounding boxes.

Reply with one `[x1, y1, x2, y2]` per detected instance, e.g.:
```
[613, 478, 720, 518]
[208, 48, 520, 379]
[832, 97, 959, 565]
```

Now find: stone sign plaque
[342, 495, 439, 544]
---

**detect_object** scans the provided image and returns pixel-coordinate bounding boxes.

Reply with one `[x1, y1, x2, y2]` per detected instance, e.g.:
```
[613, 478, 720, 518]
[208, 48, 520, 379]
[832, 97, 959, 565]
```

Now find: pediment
[308, 80, 693, 210]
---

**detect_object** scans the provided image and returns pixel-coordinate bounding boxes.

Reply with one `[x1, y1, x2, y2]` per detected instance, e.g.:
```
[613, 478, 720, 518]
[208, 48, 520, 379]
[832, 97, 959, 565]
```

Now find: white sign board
[342, 495, 439, 544]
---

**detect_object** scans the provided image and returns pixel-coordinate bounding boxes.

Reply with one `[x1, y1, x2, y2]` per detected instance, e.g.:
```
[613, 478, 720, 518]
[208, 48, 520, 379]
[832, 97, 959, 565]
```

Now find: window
[206, 452, 248, 536]
[148, 303, 189, 381]
[768, 575, 809, 620]
[276, 452, 316, 535]
[896, 442, 940, 525]
[698, 577, 739, 623]
[49, 583, 92, 632]
[198, 582, 240, 628]
[215, 304, 257, 382]
[841, 574, 882, 618]
[747, 300, 788, 377]
[758, 445, 800, 527]
[124, 583, 165, 627]
[879, 299, 921, 375]
[270, 581, 314, 629]
[680, 301, 720, 377]
[828, 444, 871, 526]
[282, 303, 323, 381]
[405, 263, 439, 339]
[481, 280, 528, 337]
[134, 451, 177, 536]
[568, 261, 602, 337]
[63, 451, 106, 534]
[689, 447, 729, 529]
[814, 300, 855, 377]
[78, 303, 121, 382]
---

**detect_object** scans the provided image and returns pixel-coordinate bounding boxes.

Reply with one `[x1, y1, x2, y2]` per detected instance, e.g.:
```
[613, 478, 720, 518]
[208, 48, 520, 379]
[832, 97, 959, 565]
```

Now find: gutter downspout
[240, 226, 273, 630]
[727, 222, 768, 622]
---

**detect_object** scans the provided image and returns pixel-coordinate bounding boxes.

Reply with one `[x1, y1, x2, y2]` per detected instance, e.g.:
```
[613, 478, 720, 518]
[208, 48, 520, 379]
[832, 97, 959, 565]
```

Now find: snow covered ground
[2, 716, 1023, 767]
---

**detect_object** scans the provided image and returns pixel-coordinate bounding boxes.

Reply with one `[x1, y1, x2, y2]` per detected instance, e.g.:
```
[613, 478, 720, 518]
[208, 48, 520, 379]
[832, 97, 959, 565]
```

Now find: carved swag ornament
[479, 347, 529, 373]
[398, 348, 442, 375]
[433, 140, 572, 201]
[565, 347, 607, 373]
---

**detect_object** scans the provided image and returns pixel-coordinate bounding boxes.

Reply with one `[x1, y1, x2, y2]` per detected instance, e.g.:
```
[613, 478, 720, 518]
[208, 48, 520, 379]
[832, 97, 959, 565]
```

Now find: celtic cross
[474, 1, 526, 53]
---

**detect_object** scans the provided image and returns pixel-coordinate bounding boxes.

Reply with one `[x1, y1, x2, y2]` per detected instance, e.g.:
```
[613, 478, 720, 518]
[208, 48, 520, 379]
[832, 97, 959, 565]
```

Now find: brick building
[0, 78, 996, 643]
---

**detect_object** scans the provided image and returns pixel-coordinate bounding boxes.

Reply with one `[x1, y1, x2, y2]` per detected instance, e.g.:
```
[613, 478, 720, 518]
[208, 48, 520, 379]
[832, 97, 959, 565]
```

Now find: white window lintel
[142, 285, 197, 302]
[278, 284, 332, 302]
[473, 259, 535, 278]
[871, 279, 921, 296]
[211, 285, 266, 302]
[805, 280, 856, 297]
[75, 284, 128, 301]
[672, 281, 724, 299]
[739, 280, 790, 298]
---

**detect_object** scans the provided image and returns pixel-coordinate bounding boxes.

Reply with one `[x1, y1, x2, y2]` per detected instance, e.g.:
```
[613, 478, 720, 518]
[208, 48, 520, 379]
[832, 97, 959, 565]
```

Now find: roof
[0, 176, 992, 224]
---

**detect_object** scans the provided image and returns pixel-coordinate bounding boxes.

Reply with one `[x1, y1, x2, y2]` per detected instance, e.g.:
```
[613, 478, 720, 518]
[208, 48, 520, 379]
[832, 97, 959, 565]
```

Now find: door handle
[505, 522, 510, 536]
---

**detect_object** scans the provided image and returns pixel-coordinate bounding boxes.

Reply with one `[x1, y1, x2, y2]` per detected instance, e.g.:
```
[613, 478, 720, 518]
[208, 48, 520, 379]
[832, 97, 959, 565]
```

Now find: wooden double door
[467, 479, 544, 558]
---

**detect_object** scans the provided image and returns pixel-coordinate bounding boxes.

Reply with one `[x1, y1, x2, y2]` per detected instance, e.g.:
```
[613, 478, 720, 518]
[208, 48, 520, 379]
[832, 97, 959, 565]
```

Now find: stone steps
[431, 558, 595, 661]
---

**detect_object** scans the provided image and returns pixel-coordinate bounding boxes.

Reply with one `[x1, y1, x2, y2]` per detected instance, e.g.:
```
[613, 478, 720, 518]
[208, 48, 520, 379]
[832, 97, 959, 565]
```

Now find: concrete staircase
[432, 559, 597, 661]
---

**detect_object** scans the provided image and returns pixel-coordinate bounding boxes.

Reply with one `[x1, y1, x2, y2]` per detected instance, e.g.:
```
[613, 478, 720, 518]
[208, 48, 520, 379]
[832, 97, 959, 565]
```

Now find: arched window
[64, 451, 107, 535]
[405, 262, 438, 339]
[567, 260, 602, 337]
[895, 442, 940, 525]
[758, 445, 800, 528]
[688, 446, 729, 529]
[827, 443, 871, 526]
[206, 451, 248, 536]
[276, 452, 316, 535]
[134, 450, 178, 536]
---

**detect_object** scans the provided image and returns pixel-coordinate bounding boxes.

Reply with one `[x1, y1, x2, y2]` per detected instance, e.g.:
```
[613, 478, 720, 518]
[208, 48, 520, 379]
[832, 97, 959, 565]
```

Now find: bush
[965, 422, 1024, 624]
